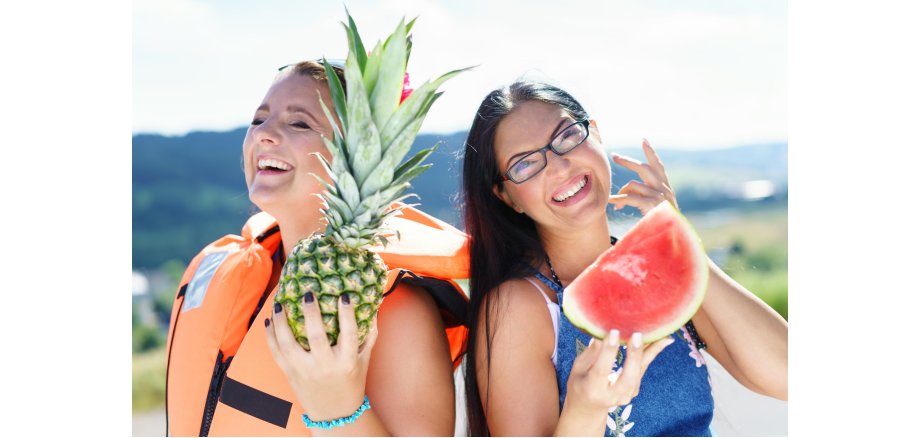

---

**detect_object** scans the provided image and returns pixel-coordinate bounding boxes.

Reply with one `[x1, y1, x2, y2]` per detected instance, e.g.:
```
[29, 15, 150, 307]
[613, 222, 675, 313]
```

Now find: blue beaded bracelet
[302, 396, 371, 430]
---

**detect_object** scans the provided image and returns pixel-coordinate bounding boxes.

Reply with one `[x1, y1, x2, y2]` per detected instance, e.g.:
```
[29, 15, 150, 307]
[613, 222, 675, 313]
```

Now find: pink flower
[399, 72, 413, 104]
[680, 327, 706, 368]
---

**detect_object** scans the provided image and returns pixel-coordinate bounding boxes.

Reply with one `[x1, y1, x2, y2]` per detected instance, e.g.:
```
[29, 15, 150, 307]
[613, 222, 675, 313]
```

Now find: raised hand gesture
[608, 139, 678, 215]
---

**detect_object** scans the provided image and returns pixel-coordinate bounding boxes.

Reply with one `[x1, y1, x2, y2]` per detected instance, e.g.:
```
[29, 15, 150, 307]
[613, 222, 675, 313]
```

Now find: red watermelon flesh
[562, 201, 708, 344]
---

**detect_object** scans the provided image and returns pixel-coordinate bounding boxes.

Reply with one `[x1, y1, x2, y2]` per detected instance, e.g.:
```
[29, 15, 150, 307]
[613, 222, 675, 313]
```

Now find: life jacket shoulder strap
[385, 269, 467, 329]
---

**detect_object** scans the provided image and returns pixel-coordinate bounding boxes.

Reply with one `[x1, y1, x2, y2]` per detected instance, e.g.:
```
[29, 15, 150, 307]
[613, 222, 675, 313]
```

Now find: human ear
[492, 183, 524, 214]
[589, 119, 602, 143]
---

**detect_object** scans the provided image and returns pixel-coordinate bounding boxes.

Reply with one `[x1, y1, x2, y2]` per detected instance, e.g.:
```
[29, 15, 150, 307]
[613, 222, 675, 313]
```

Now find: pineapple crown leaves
[312, 11, 472, 246]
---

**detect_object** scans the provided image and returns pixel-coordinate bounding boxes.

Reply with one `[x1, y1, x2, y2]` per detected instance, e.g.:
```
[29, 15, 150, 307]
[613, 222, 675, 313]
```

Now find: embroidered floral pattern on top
[600, 343, 637, 436]
[607, 404, 635, 437]
[681, 326, 706, 368]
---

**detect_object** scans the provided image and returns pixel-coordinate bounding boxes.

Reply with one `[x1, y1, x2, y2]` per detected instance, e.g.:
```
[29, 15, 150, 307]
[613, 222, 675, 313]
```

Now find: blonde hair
[278, 60, 347, 94]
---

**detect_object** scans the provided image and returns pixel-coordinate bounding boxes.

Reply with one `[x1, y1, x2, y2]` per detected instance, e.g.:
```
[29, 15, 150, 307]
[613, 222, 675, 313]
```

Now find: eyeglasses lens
[506, 119, 589, 184]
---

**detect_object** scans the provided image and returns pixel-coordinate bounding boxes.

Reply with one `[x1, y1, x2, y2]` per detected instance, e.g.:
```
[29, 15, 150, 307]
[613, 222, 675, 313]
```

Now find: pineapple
[275, 13, 470, 350]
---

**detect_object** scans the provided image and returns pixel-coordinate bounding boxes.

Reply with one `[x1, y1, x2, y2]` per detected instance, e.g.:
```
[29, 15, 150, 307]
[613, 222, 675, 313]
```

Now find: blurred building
[133, 271, 157, 327]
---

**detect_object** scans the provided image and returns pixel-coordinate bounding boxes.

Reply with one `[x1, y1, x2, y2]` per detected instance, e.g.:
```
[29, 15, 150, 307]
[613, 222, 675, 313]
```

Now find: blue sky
[133, 0, 786, 149]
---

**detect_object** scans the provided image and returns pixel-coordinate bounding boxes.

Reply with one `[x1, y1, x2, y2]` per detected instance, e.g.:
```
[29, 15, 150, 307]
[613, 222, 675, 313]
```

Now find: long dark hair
[461, 81, 588, 436]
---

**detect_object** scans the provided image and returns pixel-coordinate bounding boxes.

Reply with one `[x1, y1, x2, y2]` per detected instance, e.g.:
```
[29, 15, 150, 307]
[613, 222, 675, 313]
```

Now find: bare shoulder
[367, 282, 455, 435]
[485, 277, 554, 323]
[376, 282, 446, 340]
[472, 277, 561, 436]
[477, 277, 556, 357]
[371, 280, 455, 362]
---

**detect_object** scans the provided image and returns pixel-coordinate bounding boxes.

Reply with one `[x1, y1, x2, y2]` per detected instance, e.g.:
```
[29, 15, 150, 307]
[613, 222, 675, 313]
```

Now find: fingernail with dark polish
[264, 318, 270, 327]
[304, 292, 314, 304]
[341, 293, 350, 305]
[274, 302, 282, 313]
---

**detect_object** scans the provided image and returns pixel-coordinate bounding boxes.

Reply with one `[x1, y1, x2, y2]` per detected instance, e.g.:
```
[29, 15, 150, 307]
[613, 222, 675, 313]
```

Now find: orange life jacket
[165, 206, 469, 436]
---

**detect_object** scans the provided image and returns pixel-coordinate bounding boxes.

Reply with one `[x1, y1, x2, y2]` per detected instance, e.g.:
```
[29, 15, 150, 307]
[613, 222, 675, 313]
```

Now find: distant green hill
[133, 127, 786, 270]
[133, 129, 469, 270]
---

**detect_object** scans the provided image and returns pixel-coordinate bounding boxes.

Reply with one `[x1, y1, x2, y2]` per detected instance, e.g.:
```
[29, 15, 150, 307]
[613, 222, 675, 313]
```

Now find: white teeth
[258, 159, 291, 171]
[552, 176, 587, 202]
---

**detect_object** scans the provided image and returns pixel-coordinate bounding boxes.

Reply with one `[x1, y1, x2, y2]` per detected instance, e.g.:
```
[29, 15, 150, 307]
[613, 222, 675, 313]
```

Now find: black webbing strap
[218, 377, 292, 429]
[165, 283, 189, 436]
[255, 225, 280, 243]
[385, 270, 469, 329]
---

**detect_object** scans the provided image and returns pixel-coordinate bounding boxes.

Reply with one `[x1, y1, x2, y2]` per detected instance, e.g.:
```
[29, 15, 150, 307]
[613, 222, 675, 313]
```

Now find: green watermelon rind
[561, 201, 709, 345]
[561, 288, 609, 339]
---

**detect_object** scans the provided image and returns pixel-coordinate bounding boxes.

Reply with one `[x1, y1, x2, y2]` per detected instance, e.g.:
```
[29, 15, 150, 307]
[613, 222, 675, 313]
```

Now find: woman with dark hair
[461, 81, 788, 436]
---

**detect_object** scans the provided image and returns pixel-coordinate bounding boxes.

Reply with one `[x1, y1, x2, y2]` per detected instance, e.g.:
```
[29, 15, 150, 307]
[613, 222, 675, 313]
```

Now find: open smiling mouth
[257, 158, 292, 172]
[552, 175, 588, 202]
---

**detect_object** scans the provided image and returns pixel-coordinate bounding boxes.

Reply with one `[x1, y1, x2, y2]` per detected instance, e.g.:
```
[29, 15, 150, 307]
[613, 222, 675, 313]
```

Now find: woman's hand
[608, 140, 789, 400]
[608, 139, 678, 215]
[556, 330, 673, 436]
[265, 292, 379, 423]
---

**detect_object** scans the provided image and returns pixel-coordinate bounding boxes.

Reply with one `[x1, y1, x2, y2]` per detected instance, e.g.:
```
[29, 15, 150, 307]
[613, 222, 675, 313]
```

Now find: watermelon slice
[562, 201, 709, 344]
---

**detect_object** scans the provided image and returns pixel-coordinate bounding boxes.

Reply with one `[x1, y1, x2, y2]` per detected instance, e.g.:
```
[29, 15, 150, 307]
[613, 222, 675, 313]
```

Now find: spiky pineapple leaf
[382, 16, 415, 67]
[391, 163, 432, 188]
[326, 205, 345, 228]
[405, 17, 417, 67]
[317, 96, 347, 167]
[363, 41, 383, 98]
[337, 171, 362, 212]
[309, 153, 355, 223]
[306, 171, 352, 224]
[353, 208, 374, 228]
[382, 205, 409, 223]
[326, 195, 353, 222]
[321, 135, 349, 176]
[311, 151, 337, 185]
[423, 91, 446, 113]
[364, 114, 427, 195]
[393, 145, 436, 181]
[405, 36, 413, 69]
[378, 182, 413, 205]
[370, 18, 408, 130]
[321, 57, 347, 133]
[379, 66, 473, 150]
[383, 16, 416, 45]
[344, 11, 367, 72]
[343, 54, 382, 187]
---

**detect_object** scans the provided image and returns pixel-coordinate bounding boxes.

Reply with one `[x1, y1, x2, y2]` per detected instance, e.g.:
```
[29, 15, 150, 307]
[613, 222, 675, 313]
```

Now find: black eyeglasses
[500, 118, 590, 184]
[277, 58, 346, 72]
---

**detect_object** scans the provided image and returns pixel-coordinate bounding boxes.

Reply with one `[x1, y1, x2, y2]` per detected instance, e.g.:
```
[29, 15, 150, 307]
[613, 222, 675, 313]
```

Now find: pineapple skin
[275, 234, 388, 350]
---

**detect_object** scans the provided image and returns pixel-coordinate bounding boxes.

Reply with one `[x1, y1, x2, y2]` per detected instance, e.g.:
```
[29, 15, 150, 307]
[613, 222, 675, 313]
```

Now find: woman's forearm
[307, 408, 390, 437]
[701, 259, 788, 398]
[555, 402, 608, 437]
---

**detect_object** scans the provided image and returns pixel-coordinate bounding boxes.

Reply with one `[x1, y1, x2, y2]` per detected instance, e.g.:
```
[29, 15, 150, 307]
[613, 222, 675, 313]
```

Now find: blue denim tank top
[530, 269, 714, 436]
